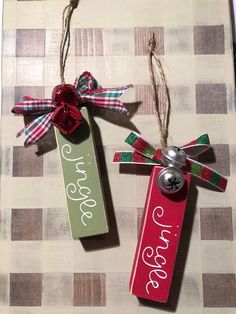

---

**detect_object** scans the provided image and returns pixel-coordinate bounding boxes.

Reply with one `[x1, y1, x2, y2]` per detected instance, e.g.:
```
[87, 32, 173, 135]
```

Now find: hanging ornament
[113, 33, 228, 303]
[11, 0, 133, 239]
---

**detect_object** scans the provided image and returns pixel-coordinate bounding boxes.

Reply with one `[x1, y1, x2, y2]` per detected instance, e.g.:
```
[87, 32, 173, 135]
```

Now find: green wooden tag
[55, 107, 108, 239]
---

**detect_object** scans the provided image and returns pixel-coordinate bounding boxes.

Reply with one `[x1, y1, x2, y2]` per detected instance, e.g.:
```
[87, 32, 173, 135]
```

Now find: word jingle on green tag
[56, 107, 108, 239]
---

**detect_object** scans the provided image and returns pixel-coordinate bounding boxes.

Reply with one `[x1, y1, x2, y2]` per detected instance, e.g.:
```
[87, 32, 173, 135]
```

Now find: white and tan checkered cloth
[1, 0, 236, 313]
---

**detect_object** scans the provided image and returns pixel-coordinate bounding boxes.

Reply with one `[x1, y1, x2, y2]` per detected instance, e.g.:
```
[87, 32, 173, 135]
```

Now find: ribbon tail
[184, 158, 227, 191]
[12, 97, 55, 115]
[113, 151, 159, 165]
[81, 95, 128, 114]
[182, 134, 211, 157]
[124, 131, 162, 162]
[17, 112, 54, 146]
[74, 71, 102, 93]
[183, 134, 210, 146]
[80, 85, 133, 114]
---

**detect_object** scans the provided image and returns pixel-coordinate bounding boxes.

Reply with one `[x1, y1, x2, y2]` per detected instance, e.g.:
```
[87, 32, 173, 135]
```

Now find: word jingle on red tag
[130, 166, 191, 303]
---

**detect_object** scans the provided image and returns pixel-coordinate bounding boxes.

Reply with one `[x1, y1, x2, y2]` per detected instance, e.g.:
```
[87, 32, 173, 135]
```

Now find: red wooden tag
[130, 166, 191, 303]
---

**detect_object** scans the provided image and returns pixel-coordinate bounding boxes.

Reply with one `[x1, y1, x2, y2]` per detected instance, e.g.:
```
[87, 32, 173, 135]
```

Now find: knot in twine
[70, 0, 79, 9]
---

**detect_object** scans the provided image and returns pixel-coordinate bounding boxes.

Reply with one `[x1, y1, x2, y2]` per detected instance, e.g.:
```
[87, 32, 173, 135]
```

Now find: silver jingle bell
[162, 146, 186, 168]
[157, 166, 185, 194]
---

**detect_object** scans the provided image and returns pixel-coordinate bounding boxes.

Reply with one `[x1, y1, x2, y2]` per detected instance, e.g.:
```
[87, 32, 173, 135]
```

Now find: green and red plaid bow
[113, 132, 227, 191]
[12, 71, 132, 146]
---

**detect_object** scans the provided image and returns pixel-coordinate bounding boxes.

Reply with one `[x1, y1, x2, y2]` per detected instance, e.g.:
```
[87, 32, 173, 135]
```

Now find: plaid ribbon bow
[12, 71, 132, 146]
[113, 132, 228, 191]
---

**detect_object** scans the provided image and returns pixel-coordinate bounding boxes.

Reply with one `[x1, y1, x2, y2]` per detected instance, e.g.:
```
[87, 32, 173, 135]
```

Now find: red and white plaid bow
[12, 71, 132, 146]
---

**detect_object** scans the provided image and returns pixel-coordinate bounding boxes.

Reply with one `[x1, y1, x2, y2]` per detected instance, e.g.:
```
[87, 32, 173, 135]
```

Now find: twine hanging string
[148, 33, 171, 148]
[60, 0, 80, 84]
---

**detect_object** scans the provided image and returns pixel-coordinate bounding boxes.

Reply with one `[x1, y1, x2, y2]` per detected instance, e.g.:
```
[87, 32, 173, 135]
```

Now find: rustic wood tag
[55, 107, 108, 239]
[130, 166, 191, 303]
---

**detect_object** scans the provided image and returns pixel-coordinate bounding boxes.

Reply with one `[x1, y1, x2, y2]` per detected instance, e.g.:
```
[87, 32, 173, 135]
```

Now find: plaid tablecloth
[1, 0, 236, 313]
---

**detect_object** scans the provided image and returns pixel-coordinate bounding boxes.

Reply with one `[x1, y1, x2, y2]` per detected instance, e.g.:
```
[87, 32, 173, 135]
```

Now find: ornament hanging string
[60, 0, 80, 84]
[148, 33, 171, 148]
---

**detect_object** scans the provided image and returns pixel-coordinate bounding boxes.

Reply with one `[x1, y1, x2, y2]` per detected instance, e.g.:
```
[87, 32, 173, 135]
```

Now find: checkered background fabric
[1, 0, 236, 313]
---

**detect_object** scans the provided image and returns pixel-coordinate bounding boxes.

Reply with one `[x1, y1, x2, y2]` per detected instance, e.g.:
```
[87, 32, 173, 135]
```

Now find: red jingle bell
[51, 84, 84, 135]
